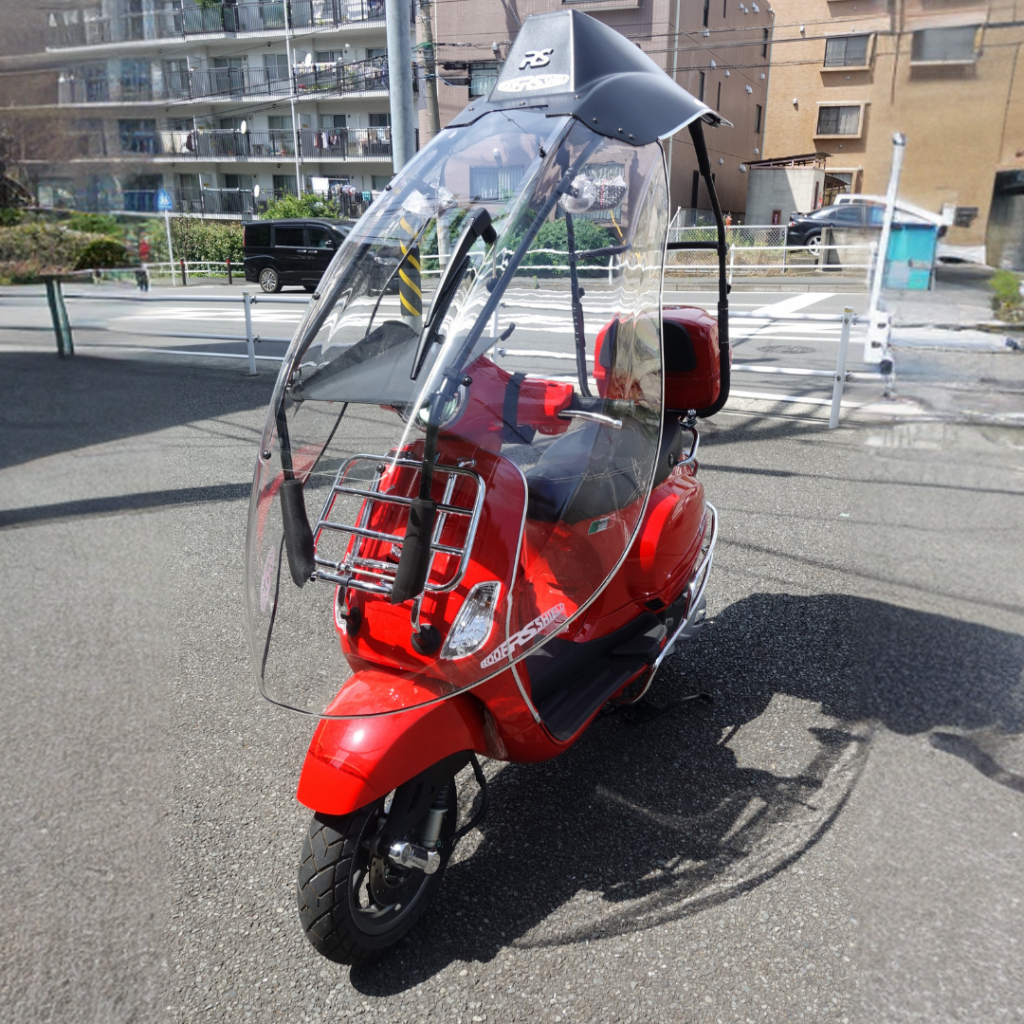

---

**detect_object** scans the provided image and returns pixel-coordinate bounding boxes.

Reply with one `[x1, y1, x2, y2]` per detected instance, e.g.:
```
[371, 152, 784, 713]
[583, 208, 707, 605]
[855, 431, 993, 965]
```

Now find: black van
[243, 218, 350, 293]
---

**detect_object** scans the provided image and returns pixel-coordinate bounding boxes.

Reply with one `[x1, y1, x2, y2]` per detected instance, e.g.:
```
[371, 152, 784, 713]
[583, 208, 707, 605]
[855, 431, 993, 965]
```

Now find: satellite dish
[304, 52, 313, 66]
[240, 120, 247, 134]
[253, 183, 261, 199]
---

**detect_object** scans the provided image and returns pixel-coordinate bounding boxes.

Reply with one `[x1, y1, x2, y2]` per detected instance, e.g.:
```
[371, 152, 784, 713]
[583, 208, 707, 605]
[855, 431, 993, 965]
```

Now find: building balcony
[153, 126, 392, 161]
[48, 0, 385, 51]
[112, 185, 370, 219]
[58, 57, 389, 106]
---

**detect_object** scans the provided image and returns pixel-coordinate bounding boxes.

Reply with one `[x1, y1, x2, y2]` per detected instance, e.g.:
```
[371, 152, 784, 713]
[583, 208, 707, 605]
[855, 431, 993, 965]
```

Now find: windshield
[246, 111, 669, 718]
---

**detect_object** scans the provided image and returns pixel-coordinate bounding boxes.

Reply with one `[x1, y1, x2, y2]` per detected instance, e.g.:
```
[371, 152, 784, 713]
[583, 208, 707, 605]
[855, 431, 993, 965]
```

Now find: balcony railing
[156, 126, 392, 160]
[48, 0, 386, 49]
[117, 186, 370, 219]
[59, 57, 388, 105]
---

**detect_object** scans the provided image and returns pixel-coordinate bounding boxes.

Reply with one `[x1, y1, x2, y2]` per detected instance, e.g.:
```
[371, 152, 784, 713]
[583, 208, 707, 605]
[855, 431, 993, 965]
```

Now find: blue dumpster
[884, 222, 939, 290]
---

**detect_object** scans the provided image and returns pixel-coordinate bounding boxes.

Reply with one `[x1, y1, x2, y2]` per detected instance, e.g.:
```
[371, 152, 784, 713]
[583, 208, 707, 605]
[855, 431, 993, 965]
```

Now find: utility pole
[387, 0, 418, 171]
[282, 0, 303, 195]
[418, 0, 441, 142]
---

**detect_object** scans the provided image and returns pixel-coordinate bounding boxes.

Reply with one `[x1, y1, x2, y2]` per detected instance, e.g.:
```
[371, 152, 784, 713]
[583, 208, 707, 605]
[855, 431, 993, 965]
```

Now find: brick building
[419, 0, 773, 220]
[761, 0, 1024, 262]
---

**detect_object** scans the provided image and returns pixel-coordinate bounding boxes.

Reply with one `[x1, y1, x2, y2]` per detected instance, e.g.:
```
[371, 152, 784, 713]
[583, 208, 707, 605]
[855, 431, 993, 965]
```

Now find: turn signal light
[440, 581, 501, 660]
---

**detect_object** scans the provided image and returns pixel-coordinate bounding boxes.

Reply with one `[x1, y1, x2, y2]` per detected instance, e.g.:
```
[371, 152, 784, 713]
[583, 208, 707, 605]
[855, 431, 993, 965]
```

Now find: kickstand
[621, 691, 713, 724]
[451, 753, 488, 845]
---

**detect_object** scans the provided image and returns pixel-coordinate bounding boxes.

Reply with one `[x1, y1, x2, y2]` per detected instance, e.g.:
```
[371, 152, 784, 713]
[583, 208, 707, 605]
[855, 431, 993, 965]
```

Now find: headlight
[440, 581, 501, 660]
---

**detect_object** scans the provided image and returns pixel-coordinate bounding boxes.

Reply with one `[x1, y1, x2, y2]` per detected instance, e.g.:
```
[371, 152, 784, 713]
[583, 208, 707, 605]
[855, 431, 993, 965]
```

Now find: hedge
[143, 217, 243, 265]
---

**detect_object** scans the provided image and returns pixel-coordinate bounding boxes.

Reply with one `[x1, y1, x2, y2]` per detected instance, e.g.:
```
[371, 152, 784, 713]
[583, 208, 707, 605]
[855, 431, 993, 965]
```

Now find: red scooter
[246, 9, 731, 964]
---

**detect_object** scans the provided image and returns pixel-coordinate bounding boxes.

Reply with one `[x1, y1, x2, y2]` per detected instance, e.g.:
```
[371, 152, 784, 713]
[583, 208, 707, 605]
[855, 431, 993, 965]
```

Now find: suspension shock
[420, 781, 451, 850]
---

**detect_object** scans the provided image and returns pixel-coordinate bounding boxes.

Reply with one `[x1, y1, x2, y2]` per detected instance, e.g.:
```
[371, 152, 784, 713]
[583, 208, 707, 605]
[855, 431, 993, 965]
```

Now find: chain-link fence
[666, 218, 872, 279]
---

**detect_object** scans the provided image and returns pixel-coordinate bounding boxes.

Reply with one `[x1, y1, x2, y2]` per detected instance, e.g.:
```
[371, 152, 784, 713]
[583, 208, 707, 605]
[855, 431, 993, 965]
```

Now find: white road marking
[749, 292, 836, 317]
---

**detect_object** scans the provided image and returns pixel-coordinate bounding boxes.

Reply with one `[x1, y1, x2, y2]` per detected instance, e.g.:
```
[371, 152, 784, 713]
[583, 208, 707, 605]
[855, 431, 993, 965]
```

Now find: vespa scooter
[246, 8, 731, 963]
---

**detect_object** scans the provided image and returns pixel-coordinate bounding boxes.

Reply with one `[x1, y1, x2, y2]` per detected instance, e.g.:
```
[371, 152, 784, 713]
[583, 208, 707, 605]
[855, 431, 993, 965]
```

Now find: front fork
[386, 782, 451, 875]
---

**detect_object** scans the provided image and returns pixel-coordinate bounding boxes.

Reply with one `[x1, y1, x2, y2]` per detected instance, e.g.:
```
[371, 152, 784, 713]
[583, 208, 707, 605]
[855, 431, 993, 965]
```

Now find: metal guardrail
[39, 282, 871, 427]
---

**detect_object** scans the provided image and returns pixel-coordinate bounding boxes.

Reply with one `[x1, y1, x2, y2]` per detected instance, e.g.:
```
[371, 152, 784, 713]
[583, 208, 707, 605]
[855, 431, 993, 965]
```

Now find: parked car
[787, 198, 947, 255]
[243, 218, 350, 293]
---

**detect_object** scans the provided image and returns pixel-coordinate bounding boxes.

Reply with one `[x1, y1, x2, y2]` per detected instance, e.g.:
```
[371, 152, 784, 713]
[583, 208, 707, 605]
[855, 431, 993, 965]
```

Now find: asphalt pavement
[0, 333, 1022, 1023]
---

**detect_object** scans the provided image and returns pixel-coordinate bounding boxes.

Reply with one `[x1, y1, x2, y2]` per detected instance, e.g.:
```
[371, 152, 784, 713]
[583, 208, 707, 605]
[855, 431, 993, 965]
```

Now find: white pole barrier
[865, 132, 906, 364]
[164, 208, 176, 287]
[243, 291, 257, 375]
[829, 307, 854, 429]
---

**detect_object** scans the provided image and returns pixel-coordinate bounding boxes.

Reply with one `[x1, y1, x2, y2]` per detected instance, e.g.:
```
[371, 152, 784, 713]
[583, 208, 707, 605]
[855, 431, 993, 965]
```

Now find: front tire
[297, 787, 456, 964]
[259, 266, 282, 293]
[806, 232, 822, 257]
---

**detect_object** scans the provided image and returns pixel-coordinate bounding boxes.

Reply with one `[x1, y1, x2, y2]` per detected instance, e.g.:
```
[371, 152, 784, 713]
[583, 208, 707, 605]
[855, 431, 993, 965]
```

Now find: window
[320, 114, 347, 128]
[224, 174, 253, 190]
[762, 28, 769, 58]
[815, 105, 861, 136]
[830, 206, 863, 224]
[265, 53, 289, 85]
[371, 175, 391, 190]
[367, 48, 386, 60]
[272, 174, 297, 197]
[274, 225, 305, 247]
[754, 103, 763, 134]
[703, 0, 709, 27]
[163, 59, 190, 97]
[118, 119, 158, 154]
[469, 61, 502, 97]
[245, 224, 271, 247]
[469, 165, 525, 201]
[698, 70, 705, 101]
[308, 226, 335, 249]
[267, 115, 293, 130]
[911, 26, 979, 64]
[119, 59, 151, 100]
[315, 50, 344, 64]
[824, 35, 870, 68]
[369, 112, 391, 127]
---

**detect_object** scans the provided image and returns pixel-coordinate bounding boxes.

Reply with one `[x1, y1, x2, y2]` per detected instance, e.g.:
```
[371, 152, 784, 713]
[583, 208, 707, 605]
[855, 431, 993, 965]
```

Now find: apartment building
[419, 0, 774, 220]
[5, 0, 401, 216]
[761, 0, 1024, 262]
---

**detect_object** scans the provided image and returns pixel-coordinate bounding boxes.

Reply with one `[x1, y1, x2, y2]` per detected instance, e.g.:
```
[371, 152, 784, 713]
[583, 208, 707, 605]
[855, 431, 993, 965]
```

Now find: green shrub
[0, 208, 23, 227]
[0, 223, 110, 270]
[65, 212, 121, 237]
[143, 217, 243, 264]
[74, 237, 129, 270]
[990, 269, 1024, 322]
[513, 218, 617, 272]
[261, 192, 341, 220]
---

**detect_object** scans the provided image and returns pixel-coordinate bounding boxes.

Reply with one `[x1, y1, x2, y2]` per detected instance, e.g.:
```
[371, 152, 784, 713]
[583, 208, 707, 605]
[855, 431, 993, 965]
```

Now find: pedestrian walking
[136, 236, 151, 292]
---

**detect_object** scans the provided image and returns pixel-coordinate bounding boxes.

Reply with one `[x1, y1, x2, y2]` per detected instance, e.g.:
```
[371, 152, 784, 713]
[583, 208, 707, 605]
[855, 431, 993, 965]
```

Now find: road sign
[156, 188, 173, 212]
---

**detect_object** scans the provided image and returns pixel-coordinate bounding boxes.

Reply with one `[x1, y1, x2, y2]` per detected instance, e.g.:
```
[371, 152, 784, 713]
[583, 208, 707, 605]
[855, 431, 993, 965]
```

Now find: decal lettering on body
[480, 602, 567, 668]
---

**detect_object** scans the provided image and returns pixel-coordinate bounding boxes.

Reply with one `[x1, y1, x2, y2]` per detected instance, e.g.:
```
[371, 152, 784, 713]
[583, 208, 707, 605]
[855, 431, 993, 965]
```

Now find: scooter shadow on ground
[349, 591, 1024, 993]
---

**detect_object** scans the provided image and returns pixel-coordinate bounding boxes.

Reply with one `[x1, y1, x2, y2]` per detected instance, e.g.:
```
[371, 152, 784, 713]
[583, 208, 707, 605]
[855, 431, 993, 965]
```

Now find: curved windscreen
[246, 111, 669, 718]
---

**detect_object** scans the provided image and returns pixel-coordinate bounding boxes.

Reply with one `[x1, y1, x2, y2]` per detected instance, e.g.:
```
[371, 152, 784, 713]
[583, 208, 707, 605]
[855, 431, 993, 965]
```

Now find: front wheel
[259, 266, 282, 293]
[297, 783, 457, 964]
[806, 233, 822, 257]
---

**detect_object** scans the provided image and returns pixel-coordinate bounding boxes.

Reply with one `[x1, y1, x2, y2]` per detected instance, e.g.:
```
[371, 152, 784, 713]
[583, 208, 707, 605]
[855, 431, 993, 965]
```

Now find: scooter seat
[525, 418, 677, 524]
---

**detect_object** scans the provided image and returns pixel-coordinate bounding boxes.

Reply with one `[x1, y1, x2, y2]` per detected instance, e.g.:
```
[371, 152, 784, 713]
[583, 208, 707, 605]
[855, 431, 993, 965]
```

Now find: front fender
[296, 672, 492, 816]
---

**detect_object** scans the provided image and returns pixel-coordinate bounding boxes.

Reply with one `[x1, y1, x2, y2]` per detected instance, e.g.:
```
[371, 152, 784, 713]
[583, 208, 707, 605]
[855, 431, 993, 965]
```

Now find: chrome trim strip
[557, 409, 623, 430]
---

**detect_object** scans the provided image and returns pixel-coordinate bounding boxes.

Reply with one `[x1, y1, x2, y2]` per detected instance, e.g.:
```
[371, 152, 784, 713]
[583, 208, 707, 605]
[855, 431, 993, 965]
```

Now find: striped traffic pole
[397, 214, 423, 334]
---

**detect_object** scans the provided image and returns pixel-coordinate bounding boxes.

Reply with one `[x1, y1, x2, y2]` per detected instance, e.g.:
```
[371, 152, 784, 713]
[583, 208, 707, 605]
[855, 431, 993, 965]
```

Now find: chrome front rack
[310, 454, 485, 600]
